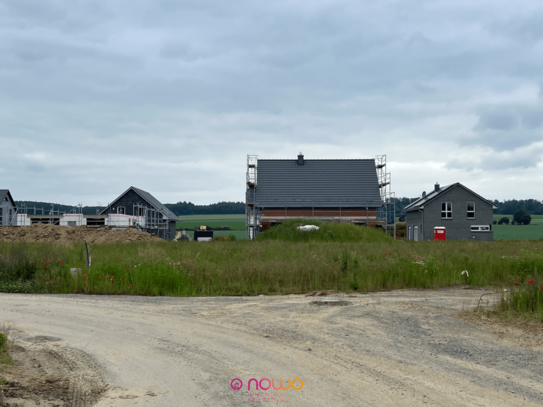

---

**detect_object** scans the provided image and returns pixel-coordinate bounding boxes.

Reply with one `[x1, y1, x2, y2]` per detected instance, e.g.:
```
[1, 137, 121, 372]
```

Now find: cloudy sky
[1, 0, 542, 206]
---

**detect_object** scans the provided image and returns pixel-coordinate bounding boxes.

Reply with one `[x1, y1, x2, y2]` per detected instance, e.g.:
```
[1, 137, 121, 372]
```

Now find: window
[408, 226, 412, 240]
[67, 221, 77, 227]
[414, 226, 419, 241]
[471, 225, 491, 232]
[441, 202, 452, 219]
[0, 208, 3, 224]
[467, 202, 475, 219]
[117, 207, 125, 214]
[138, 207, 145, 216]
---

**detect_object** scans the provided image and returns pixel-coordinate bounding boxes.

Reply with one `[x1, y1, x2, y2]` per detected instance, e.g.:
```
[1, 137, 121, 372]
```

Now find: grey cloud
[475, 110, 518, 131]
[521, 106, 543, 129]
[446, 146, 543, 171]
[1, 0, 543, 203]
[489, 9, 543, 44]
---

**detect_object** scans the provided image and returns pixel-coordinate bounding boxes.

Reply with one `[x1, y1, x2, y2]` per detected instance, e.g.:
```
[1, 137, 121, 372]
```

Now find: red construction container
[434, 227, 446, 241]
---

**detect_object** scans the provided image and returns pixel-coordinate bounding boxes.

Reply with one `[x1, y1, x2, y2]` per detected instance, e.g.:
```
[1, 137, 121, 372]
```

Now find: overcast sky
[1, 0, 542, 206]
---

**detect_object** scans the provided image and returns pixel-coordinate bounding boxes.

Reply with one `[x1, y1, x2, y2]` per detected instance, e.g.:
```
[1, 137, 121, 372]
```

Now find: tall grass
[256, 219, 391, 243]
[1, 234, 542, 300]
[495, 274, 543, 322]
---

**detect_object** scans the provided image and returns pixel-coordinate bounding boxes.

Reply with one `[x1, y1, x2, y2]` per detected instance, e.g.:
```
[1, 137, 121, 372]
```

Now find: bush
[493, 220, 497, 225]
[513, 210, 530, 225]
[498, 217, 510, 225]
[398, 214, 406, 222]
[520, 215, 532, 225]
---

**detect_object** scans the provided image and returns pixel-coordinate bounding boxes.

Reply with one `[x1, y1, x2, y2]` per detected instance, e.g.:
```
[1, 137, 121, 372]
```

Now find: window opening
[441, 202, 452, 219]
[467, 202, 475, 219]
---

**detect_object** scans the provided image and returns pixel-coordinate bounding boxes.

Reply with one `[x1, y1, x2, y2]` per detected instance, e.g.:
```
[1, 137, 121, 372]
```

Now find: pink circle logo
[231, 378, 243, 390]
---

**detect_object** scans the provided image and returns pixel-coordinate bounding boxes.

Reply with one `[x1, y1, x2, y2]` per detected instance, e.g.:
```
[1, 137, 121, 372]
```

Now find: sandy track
[1, 288, 542, 406]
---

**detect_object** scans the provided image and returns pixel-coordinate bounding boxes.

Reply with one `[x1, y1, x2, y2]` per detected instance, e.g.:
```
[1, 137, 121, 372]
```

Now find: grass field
[2, 219, 541, 320]
[176, 214, 246, 239]
[493, 214, 543, 240]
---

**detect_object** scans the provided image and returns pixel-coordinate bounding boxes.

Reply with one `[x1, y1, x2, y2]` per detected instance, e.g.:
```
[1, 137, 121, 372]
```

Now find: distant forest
[15, 198, 543, 217]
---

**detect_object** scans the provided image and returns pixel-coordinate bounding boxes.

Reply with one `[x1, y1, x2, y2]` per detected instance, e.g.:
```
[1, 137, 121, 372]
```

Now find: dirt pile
[0, 223, 163, 244]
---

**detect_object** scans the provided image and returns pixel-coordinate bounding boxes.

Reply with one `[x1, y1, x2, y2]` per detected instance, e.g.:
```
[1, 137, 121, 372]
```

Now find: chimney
[422, 191, 426, 198]
[435, 182, 440, 192]
[297, 152, 304, 165]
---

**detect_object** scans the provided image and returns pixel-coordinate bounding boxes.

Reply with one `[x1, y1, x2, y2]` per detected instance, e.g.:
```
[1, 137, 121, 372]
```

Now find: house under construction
[14, 186, 179, 240]
[245, 153, 395, 240]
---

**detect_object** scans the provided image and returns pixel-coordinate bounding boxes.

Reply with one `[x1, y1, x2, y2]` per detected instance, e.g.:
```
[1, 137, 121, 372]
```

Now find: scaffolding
[246, 155, 261, 240]
[375, 155, 396, 239]
[15, 203, 83, 226]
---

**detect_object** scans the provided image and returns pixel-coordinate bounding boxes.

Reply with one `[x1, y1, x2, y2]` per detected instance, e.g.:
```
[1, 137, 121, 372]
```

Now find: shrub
[513, 209, 530, 225]
[498, 217, 510, 225]
[520, 214, 532, 225]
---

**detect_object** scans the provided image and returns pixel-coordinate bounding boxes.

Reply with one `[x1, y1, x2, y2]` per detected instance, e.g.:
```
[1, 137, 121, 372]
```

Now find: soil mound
[0, 223, 163, 244]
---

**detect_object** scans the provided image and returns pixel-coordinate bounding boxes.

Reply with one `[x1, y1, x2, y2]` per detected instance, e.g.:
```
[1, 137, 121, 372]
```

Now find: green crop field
[178, 214, 245, 221]
[176, 214, 246, 238]
[492, 214, 543, 240]
[493, 225, 543, 240]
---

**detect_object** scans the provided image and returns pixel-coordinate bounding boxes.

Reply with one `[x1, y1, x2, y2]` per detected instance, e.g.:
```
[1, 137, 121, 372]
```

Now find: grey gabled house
[246, 153, 385, 239]
[404, 183, 497, 241]
[0, 190, 17, 226]
[100, 186, 179, 240]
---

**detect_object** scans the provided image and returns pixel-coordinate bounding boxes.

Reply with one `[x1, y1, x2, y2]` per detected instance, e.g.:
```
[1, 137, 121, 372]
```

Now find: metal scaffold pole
[375, 155, 396, 240]
[246, 155, 259, 240]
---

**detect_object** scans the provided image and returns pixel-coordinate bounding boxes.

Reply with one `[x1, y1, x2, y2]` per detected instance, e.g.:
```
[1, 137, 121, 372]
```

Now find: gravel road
[1, 288, 542, 406]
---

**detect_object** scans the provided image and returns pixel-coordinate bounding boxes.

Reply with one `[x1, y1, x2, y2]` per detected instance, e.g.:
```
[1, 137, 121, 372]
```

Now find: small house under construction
[245, 153, 395, 239]
[100, 187, 179, 240]
[14, 187, 179, 240]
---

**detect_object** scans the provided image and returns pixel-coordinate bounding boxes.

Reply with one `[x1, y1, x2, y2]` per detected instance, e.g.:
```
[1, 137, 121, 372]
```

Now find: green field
[493, 214, 543, 240]
[176, 214, 246, 239]
[178, 214, 246, 221]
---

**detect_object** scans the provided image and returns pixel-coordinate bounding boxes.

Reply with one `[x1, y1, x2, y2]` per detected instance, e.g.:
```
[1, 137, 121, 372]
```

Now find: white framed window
[408, 226, 412, 240]
[471, 225, 491, 232]
[117, 207, 125, 214]
[467, 202, 475, 219]
[414, 226, 419, 241]
[441, 202, 452, 219]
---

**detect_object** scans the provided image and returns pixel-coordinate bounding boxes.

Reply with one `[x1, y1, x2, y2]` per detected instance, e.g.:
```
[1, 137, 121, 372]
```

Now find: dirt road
[1, 288, 542, 406]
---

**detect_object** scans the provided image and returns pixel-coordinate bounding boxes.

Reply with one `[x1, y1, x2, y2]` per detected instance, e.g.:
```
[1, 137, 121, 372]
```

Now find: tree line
[15, 201, 246, 216]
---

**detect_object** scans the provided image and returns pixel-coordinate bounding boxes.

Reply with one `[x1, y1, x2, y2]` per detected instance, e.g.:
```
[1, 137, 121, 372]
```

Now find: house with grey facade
[0, 190, 17, 226]
[100, 186, 179, 240]
[403, 183, 497, 241]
